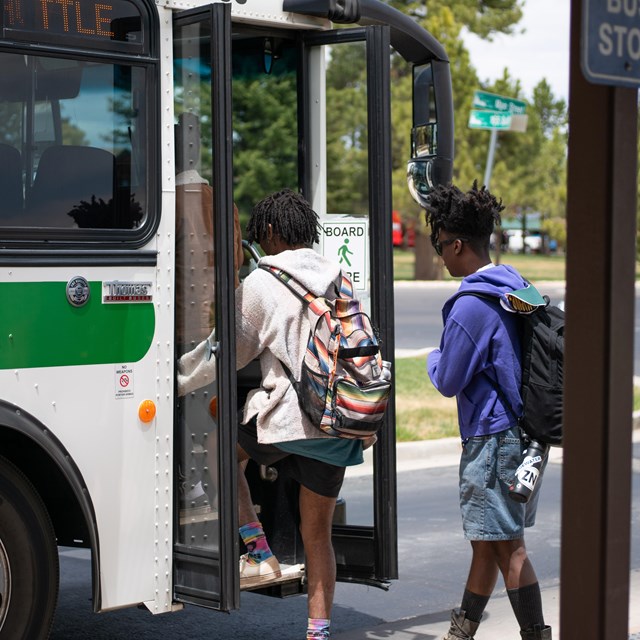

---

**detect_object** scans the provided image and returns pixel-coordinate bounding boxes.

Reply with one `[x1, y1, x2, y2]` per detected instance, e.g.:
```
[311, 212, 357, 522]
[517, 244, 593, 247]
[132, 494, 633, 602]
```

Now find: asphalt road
[52, 441, 640, 639]
[394, 280, 640, 378]
[393, 280, 567, 353]
[51, 458, 566, 639]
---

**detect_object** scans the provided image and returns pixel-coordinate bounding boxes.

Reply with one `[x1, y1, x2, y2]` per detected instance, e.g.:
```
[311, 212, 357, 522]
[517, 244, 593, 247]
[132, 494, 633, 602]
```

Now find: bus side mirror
[407, 61, 454, 208]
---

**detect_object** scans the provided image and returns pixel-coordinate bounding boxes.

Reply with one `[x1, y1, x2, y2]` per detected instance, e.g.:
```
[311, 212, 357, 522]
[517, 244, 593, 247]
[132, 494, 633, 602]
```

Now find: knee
[494, 540, 528, 570]
[299, 519, 332, 548]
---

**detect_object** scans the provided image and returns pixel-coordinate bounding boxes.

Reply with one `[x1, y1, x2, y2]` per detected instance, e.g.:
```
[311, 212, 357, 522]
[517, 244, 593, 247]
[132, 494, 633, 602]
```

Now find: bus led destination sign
[3, 0, 142, 44]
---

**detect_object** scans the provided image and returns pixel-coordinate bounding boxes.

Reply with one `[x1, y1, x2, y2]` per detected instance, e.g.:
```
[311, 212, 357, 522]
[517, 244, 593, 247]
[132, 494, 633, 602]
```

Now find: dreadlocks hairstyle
[424, 180, 504, 252]
[246, 188, 322, 248]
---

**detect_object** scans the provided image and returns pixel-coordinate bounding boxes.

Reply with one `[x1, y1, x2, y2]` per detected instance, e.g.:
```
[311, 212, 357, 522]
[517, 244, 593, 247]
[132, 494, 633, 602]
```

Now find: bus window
[0, 52, 149, 232]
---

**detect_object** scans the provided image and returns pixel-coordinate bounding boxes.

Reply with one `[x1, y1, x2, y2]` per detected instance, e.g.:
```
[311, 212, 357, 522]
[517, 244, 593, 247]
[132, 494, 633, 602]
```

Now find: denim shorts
[459, 426, 546, 541]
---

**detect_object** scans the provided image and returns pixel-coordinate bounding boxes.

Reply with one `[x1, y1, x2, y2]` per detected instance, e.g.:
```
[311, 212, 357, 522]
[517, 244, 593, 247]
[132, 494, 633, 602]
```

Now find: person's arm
[177, 276, 264, 397]
[234, 275, 271, 370]
[427, 317, 485, 397]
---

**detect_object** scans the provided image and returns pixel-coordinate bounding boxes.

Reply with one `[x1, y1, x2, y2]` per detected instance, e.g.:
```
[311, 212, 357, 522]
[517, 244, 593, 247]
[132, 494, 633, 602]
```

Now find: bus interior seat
[0, 144, 23, 224]
[25, 145, 116, 228]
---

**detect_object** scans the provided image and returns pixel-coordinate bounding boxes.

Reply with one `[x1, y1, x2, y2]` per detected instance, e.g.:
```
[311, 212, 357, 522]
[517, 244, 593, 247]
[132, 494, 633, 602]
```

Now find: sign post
[468, 90, 528, 189]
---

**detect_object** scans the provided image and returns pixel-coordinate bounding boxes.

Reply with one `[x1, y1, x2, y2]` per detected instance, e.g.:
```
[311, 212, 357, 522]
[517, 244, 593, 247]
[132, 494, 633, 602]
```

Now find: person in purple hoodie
[425, 182, 551, 640]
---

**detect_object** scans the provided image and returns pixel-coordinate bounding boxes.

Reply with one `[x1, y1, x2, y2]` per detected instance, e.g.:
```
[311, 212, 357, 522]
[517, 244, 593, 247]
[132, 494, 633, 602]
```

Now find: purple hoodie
[427, 264, 528, 440]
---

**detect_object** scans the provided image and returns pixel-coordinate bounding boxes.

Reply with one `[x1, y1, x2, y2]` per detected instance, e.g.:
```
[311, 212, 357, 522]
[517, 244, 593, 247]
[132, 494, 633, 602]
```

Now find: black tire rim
[0, 537, 10, 630]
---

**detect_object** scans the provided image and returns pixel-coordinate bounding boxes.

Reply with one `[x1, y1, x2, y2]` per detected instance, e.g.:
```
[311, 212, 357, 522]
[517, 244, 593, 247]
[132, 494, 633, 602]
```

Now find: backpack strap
[259, 264, 348, 313]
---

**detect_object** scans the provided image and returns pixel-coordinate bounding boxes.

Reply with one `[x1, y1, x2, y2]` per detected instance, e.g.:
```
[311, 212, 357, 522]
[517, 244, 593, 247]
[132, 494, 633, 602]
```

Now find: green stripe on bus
[0, 281, 155, 369]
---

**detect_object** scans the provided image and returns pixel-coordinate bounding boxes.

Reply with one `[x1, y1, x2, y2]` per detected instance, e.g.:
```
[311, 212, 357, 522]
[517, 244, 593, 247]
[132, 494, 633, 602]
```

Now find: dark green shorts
[238, 419, 346, 499]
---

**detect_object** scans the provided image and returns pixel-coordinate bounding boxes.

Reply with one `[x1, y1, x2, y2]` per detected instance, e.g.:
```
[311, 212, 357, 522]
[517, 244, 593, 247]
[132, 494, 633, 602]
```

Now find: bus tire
[0, 454, 59, 640]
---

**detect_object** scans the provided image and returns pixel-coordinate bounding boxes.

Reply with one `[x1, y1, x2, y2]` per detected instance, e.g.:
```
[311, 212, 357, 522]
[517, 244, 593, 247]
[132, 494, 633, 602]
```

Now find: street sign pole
[483, 129, 498, 189]
[469, 91, 527, 189]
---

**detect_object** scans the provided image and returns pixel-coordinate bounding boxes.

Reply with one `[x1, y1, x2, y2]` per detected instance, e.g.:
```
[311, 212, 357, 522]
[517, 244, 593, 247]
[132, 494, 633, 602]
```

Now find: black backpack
[457, 285, 564, 447]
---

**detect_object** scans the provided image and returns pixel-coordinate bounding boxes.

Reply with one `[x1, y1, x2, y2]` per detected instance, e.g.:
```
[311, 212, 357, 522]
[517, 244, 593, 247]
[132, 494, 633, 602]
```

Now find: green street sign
[473, 90, 527, 116]
[468, 109, 512, 130]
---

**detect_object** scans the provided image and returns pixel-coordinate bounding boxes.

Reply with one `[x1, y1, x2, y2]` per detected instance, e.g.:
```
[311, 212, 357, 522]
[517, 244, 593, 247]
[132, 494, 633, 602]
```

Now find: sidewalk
[342, 426, 640, 639]
[335, 570, 640, 639]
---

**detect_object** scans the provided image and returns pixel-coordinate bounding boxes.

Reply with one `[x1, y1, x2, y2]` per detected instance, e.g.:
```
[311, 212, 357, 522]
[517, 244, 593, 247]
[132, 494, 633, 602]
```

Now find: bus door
[172, 4, 239, 611]
[300, 25, 398, 588]
[171, 8, 399, 609]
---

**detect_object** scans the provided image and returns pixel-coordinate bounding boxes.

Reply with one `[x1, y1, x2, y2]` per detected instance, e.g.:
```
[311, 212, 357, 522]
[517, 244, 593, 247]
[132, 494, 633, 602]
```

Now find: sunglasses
[434, 237, 468, 256]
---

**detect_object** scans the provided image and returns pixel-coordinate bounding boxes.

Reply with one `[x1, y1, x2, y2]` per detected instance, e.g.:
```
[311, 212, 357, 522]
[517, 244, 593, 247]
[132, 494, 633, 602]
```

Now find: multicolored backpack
[261, 265, 392, 439]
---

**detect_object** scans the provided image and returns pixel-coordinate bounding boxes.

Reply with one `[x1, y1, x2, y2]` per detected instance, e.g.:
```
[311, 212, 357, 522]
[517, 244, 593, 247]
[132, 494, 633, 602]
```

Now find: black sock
[461, 588, 490, 623]
[507, 582, 545, 631]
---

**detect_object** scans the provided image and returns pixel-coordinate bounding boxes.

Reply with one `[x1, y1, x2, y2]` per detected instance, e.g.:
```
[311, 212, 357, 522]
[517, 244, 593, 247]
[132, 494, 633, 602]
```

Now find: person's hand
[362, 434, 377, 450]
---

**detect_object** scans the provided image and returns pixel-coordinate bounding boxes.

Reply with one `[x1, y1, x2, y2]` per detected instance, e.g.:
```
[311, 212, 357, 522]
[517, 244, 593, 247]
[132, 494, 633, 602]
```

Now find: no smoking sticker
[115, 365, 134, 399]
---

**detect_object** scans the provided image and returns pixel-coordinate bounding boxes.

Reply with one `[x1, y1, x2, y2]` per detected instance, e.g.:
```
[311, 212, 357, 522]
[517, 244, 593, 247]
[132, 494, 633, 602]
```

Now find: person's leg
[236, 443, 281, 586]
[491, 538, 549, 638]
[441, 541, 499, 639]
[237, 444, 257, 524]
[298, 484, 337, 639]
[465, 540, 501, 595]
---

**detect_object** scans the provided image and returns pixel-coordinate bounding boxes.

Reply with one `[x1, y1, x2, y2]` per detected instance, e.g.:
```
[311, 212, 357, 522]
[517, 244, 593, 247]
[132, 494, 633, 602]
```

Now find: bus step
[179, 507, 218, 527]
[240, 563, 305, 596]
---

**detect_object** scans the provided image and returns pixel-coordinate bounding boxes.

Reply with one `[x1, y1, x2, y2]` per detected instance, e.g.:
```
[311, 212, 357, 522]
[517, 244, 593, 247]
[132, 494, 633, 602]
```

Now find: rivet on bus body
[139, 399, 156, 423]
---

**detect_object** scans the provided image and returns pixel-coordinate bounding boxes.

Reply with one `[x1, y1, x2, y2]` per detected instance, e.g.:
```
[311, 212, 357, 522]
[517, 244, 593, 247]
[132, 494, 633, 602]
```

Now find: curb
[346, 412, 640, 479]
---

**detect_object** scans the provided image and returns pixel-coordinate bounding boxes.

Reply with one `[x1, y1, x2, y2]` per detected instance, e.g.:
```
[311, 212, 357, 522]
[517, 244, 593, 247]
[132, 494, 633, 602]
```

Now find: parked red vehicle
[392, 210, 416, 248]
[392, 210, 404, 246]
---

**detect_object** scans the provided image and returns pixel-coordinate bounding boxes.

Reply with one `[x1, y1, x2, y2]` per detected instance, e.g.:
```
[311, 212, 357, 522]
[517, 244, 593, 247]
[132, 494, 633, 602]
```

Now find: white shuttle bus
[0, 0, 453, 636]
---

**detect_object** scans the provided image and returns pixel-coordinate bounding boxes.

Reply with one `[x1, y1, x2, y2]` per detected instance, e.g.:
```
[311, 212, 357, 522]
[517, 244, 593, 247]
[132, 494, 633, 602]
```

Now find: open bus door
[171, 0, 453, 611]
[299, 24, 398, 588]
[171, 7, 397, 606]
[172, 3, 240, 611]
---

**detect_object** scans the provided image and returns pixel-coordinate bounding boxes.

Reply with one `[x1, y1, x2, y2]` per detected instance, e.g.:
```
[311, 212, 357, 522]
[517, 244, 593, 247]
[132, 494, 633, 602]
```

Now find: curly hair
[246, 188, 321, 248]
[424, 180, 504, 251]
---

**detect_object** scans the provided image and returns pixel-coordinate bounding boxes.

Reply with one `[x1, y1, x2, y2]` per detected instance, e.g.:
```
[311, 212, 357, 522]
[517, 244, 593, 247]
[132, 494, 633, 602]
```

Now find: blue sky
[464, 0, 571, 102]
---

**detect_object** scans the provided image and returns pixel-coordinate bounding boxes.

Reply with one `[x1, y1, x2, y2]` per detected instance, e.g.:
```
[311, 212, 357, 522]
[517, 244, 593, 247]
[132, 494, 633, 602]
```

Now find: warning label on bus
[115, 365, 134, 399]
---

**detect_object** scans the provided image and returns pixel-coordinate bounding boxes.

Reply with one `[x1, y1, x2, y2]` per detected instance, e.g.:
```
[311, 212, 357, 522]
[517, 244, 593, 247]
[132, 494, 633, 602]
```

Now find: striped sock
[239, 521, 273, 564]
[307, 617, 330, 639]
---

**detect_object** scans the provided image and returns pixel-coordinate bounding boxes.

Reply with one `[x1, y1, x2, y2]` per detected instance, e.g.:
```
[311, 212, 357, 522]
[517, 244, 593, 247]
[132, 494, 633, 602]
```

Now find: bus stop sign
[582, 0, 640, 87]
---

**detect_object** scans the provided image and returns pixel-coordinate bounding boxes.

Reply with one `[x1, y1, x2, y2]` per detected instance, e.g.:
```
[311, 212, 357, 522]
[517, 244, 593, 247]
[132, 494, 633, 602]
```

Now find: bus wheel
[0, 454, 59, 639]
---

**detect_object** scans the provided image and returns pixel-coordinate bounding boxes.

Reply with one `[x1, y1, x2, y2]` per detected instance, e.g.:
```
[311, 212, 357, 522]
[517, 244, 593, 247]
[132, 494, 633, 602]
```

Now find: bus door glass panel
[230, 28, 306, 572]
[303, 26, 397, 586]
[318, 37, 373, 524]
[173, 15, 222, 604]
[173, 5, 237, 610]
[0, 51, 148, 230]
[231, 32, 299, 217]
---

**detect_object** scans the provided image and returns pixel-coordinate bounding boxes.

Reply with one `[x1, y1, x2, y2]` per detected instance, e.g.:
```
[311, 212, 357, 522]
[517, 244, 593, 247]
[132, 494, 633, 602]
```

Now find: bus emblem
[103, 281, 153, 303]
[66, 276, 91, 307]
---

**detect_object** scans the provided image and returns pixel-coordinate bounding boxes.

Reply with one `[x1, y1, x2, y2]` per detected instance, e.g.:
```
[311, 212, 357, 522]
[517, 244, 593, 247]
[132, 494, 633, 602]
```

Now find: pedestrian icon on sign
[337, 238, 353, 267]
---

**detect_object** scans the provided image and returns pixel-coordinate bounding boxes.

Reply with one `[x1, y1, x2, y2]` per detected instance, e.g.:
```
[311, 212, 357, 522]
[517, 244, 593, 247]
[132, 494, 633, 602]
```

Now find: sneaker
[179, 491, 211, 518]
[239, 554, 282, 589]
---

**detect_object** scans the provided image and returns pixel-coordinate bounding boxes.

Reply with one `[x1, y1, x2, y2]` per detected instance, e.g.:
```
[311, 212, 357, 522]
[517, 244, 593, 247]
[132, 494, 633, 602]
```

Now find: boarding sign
[320, 217, 368, 291]
[582, 0, 640, 87]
